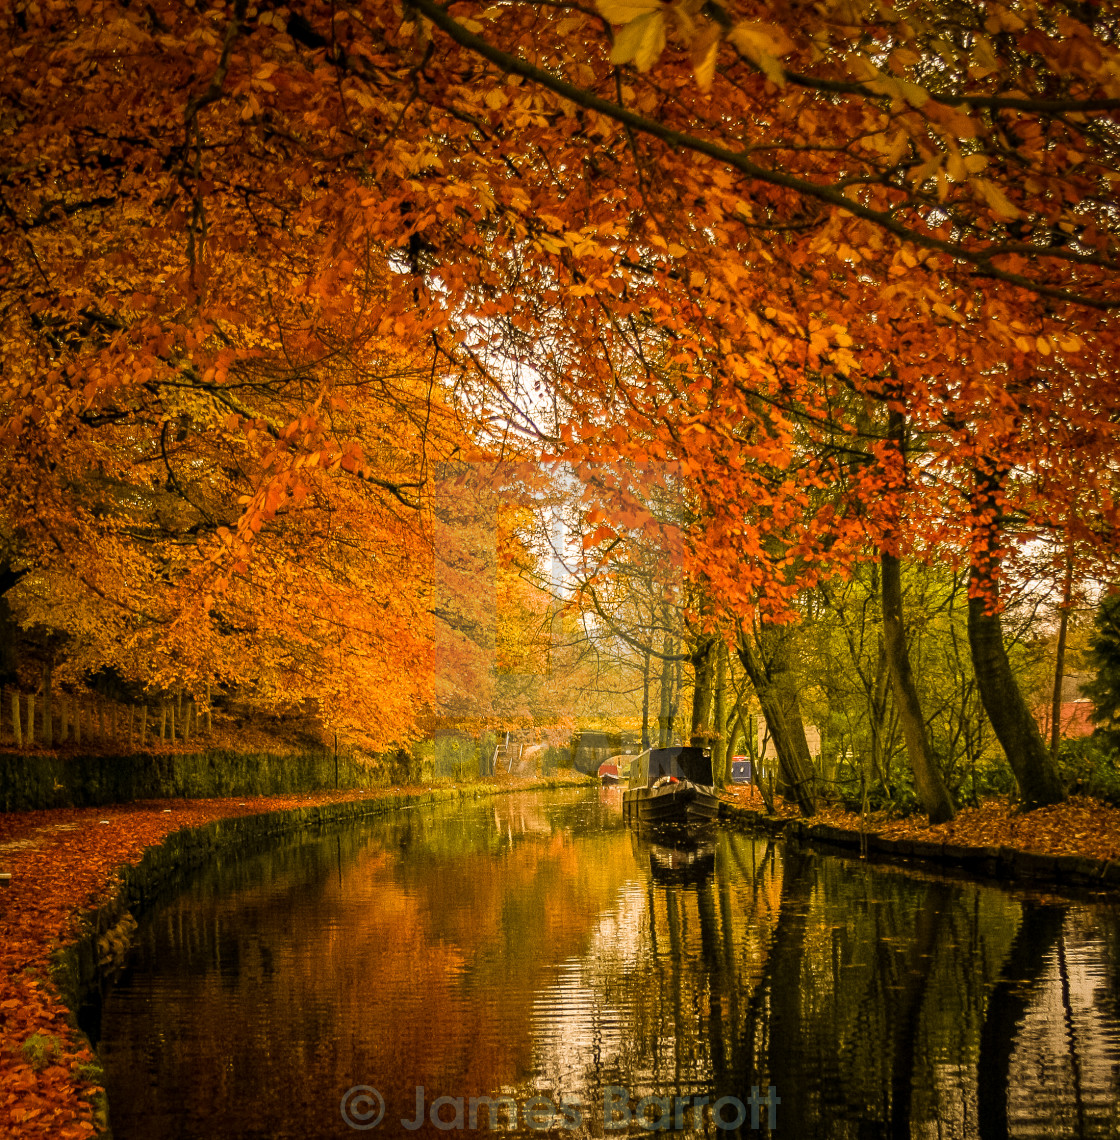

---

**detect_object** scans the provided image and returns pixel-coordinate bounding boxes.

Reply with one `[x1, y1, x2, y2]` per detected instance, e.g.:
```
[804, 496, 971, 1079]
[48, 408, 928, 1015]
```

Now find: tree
[1084, 590, 1120, 753]
[4, 0, 1119, 771]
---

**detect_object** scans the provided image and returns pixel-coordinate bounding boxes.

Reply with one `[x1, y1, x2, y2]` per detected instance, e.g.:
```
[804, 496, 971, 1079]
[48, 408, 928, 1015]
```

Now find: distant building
[1033, 674, 1095, 741]
[757, 719, 820, 761]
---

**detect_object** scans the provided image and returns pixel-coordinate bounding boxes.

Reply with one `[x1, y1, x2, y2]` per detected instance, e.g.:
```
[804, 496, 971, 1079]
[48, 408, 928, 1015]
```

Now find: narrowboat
[598, 754, 632, 786]
[622, 745, 719, 828]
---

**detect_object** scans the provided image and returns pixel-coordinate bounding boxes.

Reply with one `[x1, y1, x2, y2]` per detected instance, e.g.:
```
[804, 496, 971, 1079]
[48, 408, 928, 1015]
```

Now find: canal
[93, 788, 1120, 1138]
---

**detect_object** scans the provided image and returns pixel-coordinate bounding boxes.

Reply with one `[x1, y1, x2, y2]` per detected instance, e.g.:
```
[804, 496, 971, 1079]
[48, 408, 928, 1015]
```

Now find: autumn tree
[4, 0, 1120, 779]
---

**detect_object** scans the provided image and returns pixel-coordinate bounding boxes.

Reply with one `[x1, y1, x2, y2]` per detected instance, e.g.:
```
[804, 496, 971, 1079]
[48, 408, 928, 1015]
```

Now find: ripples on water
[94, 789, 1120, 1139]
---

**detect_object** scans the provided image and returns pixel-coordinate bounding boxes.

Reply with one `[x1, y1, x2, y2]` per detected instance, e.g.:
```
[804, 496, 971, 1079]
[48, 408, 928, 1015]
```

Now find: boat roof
[635, 745, 714, 786]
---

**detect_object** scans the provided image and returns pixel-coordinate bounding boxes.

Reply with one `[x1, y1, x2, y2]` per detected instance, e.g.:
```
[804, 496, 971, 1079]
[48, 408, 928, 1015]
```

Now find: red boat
[598, 755, 632, 786]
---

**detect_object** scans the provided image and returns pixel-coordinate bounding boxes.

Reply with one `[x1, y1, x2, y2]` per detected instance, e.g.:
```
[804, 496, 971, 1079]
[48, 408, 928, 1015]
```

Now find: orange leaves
[582, 524, 617, 549]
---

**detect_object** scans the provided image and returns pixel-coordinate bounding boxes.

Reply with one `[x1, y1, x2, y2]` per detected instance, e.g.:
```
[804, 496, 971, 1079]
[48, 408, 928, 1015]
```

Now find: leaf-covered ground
[722, 787, 1120, 863]
[0, 777, 579, 1138]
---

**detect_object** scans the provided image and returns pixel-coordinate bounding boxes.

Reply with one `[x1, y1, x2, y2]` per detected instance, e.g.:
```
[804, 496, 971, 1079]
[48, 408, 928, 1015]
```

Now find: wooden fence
[1, 687, 213, 750]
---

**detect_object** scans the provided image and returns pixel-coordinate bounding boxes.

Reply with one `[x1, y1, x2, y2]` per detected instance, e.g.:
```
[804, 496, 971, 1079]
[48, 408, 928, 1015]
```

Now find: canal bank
[0, 775, 592, 1140]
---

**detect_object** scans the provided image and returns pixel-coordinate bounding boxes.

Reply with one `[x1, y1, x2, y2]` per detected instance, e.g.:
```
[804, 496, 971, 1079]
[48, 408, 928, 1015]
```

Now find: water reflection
[97, 790, 1120, 1139]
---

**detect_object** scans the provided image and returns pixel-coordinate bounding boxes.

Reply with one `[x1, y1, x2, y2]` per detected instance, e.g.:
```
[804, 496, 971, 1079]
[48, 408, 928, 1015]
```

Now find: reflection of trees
[983, 905, 1120, 1140]
[978, 902, 1066, 1140]
[101, 795, 1120, 1140]
[580, 842, 1120, 1140]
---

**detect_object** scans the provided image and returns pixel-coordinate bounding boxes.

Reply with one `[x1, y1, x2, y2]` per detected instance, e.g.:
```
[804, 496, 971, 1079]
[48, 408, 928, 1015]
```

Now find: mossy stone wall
[0, 748, 374, 812]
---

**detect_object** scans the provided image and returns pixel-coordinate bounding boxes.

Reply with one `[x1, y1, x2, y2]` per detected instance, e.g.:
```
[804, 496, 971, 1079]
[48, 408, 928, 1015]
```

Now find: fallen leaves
[721, 787, 1120, 865]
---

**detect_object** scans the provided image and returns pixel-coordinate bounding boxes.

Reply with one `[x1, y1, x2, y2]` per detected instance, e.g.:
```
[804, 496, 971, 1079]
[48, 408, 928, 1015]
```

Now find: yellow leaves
[933, 301, 967, 325]
[946, 151, 987, 182]
[907, 153, 942, 186]
[984, 5, 1027, 33]
[972, 177, 1021, 220]
[691, 23, 721, 92]
[869, 130, 909, 165]
[597, 0, 667, 71]
[596, 0, 662, 22]
[610, 8, 666, 71]
[727, 21, 791, 86]
[595, 0, 792, 90]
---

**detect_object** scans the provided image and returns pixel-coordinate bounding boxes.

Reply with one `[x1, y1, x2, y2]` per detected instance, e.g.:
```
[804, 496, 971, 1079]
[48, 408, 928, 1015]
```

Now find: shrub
[20, 1033, 62, 1072]
[1057, 737, 1120, 805]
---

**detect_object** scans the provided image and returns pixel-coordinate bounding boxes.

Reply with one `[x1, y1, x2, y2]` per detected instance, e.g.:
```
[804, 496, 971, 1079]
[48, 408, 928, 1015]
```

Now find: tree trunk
[737, 625, 816, 816]
[657, 630, 674, 748]
[59, 695, 69, 744]
[27, 693, 34, 745]
[11, 689, 21, 747]
[1050, 553, 1073, 760]
[969, 465, 1065, 808]
[689, 634, 716, 743]
[713, 642, 728, 785]
[882, 550, 955, 823]
[42, 663, 52, 748]
[640, 648, 651, 751]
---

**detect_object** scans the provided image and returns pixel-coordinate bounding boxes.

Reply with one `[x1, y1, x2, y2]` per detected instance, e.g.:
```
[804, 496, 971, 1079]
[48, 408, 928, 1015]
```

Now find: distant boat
[598, 755, 632, 786]
[622, 746, 719, 828]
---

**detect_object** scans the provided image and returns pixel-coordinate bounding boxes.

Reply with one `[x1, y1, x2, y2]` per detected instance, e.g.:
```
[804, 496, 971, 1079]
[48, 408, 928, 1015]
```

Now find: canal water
[94, 788, 1120, 1139]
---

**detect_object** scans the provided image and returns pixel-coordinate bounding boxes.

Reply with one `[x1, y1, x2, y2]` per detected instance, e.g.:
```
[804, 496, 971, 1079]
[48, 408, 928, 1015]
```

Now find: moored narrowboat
[622, 746, 719, 828]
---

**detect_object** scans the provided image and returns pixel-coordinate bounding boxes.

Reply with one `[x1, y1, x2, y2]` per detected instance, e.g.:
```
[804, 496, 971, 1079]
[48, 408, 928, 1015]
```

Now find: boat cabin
[628, 746, 714, 789]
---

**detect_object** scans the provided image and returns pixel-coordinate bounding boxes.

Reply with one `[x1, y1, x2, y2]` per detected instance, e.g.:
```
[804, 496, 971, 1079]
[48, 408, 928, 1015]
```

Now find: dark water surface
[96, 789, 1120, 1139]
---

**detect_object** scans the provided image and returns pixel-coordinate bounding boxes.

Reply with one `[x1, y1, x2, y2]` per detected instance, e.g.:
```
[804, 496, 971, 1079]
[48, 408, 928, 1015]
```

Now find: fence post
[11, 689, 21, 748]
[43, 665, 52, 749]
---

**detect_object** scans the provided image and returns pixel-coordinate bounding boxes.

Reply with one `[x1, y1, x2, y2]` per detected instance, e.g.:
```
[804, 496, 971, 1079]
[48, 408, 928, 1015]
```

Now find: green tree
[1084, 591, 1120, 752]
